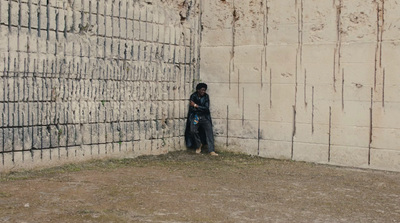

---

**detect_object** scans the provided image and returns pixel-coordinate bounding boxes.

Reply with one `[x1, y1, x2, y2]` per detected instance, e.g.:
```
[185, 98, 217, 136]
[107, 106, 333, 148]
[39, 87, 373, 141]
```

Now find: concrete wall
[201, 0, 400, 172]
[0, 0, 200, 172]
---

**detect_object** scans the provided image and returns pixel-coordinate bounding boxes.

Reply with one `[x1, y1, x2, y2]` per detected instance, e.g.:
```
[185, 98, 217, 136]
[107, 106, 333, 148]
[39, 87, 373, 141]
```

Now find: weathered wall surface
[201, 0, 400, 171]
[0, 0, 200, 172]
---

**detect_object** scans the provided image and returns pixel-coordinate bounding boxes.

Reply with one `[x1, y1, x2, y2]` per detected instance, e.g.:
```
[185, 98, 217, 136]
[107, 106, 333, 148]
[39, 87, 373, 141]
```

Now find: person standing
[185, 83, 218, 156]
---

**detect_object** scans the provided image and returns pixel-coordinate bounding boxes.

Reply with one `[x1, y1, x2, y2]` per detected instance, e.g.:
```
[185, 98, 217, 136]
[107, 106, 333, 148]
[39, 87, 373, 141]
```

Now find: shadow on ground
[1, 150, 399, 222]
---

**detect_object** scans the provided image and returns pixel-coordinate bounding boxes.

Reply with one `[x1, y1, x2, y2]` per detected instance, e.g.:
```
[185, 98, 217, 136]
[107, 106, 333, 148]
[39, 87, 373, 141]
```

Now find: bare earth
[0, 150, 399, 223]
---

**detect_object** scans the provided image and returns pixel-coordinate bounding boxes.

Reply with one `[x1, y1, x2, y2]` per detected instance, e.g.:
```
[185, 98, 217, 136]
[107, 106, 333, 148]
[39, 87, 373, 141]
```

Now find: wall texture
[201, 0, 400, 172]
[0, 0, 200, 172]
[2, 0, 400, 173]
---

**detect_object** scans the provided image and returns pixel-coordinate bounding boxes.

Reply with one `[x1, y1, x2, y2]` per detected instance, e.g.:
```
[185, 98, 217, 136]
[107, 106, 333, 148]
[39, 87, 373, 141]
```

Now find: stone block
[48, 125, 58, 148]
[40, 126, 50, 149]
[301, 45, 335, 85]
[57, 124, 67, 147]
[201, 28, 233, 47]
[200, 46, 231, 82]
[39, 6, 48, 30]
[76, 145, 92, 161]
[98, 15, 106, 36]
[126, 19, 133, 37]
[143, 139, 152, 153]
[23, 127, 33, 150]
[0, 1, 8, 27]
[235, 66, 265, 87]
[308, 99, 335, 125]
[294, 123, 329, 145]
[339, 1, 376, 43]
[3, 152, 14, 170]
[226, 119, 257, 139]
[81, 124, 91, 145]
[372, 103, 400, 129]
[331, 125, 370, 148]
[65, 125, 76, 146]
[266, 45, 297, 84]
[201, 1, 233, 30]
[331, 101, 370, 127]
[294, 96, 313, 124]
[226, 137, 259, 156]
[31, 148, 41, 163]
[370, 148, 400, 172]
[40, 148, 52, 164]
[133, 20, 140, 40]
[105, 143, 115, 155]
[267, 24, 299, 45]
[214, 136, 228, 150]
[10, 1, 19, 27]
[236, 27, 264, 46]
[93, 144, 102, 156]
[382, 84, 400, 104]
[302, 3, 336, 44]
[342, 82, 374, 102]
[98, 143, 107, 156]
[105, 17, 112, 37]
[292, 142, 329, 164]
[20, 4, 30, 28]
[258, 140, 292, 160]
[23, 150, 33, 163]
[48, 6, 57, 31]
[329, 145, 369, 168]
[261, 121, 293, 142]
[57, 146, 67, 160]
[138, 120, 145, 140]
[112, 17, 119, 37]
[58, 9, 66, 32]
[267, 0, 298, 24]
[210, 96, 239, 120]
[120, 141, 130, 152]
[13, 151, 23, 165]
[126, 140, 134, 152]
[382, 43, 400, 78]
[211, 118, 226, 137]
[371, 127, 400, 151]
[8, 39, 18, 57]
[341, 43, 376, 64]
[270, 83, 296, 109]
[178, 119, 186, 136]
[103, 1, 111, 16]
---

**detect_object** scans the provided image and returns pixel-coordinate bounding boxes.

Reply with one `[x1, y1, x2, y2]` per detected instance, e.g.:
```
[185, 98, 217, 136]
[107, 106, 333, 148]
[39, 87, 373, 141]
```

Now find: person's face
[197, 88, 206, 97]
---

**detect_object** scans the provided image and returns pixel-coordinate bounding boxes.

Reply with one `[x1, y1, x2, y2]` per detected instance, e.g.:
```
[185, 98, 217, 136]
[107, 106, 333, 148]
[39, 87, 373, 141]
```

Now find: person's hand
[190, 101, 198, 108]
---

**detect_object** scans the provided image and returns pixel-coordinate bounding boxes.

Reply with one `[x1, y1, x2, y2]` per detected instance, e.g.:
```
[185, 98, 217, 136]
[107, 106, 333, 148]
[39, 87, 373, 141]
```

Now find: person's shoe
[195, 145, 202, 154]
[210, 151, 219, 156]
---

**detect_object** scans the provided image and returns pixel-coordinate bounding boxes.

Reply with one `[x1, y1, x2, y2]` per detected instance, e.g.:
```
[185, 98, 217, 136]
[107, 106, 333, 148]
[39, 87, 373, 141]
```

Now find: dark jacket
[185, 92, 212, 148]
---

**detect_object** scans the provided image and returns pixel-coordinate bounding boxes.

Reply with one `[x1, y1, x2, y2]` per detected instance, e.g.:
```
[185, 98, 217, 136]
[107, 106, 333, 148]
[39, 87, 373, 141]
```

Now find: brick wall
[201, 0, 400, 172]
[0, 0, 200, 171]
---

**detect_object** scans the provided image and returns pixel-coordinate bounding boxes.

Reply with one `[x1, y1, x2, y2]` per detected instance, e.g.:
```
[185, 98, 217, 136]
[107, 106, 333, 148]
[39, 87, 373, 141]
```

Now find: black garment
[185, 92, 215, 152]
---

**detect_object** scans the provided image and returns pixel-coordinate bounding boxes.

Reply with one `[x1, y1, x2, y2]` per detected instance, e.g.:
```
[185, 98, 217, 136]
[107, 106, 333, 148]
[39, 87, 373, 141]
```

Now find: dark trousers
[190, 115, 215, 152]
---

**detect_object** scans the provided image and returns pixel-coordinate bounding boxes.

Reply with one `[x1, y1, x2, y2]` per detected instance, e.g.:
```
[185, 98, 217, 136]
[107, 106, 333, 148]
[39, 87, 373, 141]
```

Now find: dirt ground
[0, 150, 399, 223]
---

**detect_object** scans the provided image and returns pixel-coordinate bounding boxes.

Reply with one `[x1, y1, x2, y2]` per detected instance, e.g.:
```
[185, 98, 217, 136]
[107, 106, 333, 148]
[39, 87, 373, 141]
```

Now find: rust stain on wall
[333, 0, 342, 92]
[229, 0, 238, 90]
[374, 0, 385, 90]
